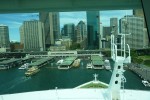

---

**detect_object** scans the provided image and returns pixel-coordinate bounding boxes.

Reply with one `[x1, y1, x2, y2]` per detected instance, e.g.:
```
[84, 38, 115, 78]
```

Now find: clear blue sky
[0, 10, 132, 42]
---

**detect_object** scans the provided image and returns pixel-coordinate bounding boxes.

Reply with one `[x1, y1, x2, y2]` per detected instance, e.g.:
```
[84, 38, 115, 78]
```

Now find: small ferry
[19, 63, 29, 70]
[142, 80, 150, 87]
[25, 66, 40, 76]
[86, 63, 94, 69]
[72, 59, 81, 67]
[56, 59, 64, 65]
[104, 59, 111, 70]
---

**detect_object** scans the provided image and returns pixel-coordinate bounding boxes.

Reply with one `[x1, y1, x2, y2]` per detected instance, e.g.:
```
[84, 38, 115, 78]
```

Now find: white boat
[19, 63, 29, 69]
[58, 66, 70, 70]
[142, 80, 150, 87]
[104, 59, 111, 70]
[86, 63, 94, 69]
[56, 59, 64, 65]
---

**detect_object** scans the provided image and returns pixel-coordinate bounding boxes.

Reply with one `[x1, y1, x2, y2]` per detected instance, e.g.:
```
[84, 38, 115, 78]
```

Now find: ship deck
[0, 89, 150, 100]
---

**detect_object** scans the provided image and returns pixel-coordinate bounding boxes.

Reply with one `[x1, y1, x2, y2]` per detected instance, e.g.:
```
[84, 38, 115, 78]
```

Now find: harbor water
[0, 59, 150, 95]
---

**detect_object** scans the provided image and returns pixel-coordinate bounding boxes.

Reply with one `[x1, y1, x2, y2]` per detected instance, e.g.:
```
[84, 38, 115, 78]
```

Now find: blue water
[0, 59, 149, 95]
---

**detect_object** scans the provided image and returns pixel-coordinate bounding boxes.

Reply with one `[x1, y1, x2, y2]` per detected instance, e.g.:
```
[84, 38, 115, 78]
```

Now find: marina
[129, 64, 150, 82]
[0, 59, 150, 95]
[58, 56, 77, 69]
[0, 58, 22, 70]
[91, 55, 104, 69]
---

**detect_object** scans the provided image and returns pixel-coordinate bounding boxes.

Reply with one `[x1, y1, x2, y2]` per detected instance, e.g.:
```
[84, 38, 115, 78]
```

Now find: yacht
[142, 80, 150, 87]
[56, 59, 64, 65]
[86, 63, 94, 69]
[18, 63, 29, 69]
[25, 66, 40, 77]
[104, 59, 111, 70]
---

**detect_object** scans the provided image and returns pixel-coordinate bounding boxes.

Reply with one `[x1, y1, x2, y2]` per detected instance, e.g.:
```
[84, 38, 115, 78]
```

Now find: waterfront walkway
[128, 63, 150, 82]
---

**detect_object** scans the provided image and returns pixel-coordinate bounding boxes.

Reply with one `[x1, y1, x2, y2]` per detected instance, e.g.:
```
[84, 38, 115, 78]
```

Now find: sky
[0, 10, 132, 42]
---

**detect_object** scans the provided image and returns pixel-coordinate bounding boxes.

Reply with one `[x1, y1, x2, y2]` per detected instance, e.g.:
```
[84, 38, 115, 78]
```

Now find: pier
[0, 58, 22, 70]
[91, 55, 104, 69]
[59, 56, 77, 69]
[21, 57, 33, 63]
[0, 58, 8, 62]
[129, 63, 150, 82]
[29, 57, 54, 68]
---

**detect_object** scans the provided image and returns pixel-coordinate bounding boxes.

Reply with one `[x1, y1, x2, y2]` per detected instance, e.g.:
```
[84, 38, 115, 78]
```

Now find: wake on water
[0, 76, 31, 94]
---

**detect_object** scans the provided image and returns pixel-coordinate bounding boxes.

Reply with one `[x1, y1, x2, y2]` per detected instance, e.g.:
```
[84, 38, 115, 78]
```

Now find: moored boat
[86, 63, 94, 69]
[19, 63, 29, 69]
[72, 59, 80, 67]
[142, 80, 150, 87]
[104, 59, 111, 70]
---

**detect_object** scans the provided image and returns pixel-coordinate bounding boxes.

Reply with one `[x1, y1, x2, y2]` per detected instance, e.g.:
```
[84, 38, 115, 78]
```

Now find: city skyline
[0, 10, 132, 42]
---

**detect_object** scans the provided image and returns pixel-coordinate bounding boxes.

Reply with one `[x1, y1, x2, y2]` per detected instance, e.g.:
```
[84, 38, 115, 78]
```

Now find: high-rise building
[103, 26, 111, 48]
[19, 25, 24, 44]
[63, 23, 75, 42]
[23, 20, 45, 51]
[39, 12, 60, 47]
[133, 9, 144, 17]
[120, 15, 148, 49]
[0, 25, 10, 48]
[76, 21, 87, 49]
[76, 21, 87, 43]
[110, 18, 118, 36]
[86, 11, 100, 49]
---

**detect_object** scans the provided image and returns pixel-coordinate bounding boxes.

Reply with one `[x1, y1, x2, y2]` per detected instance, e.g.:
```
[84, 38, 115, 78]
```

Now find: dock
[0, 58, 22, 70]
[21, 57, 33, 63]
[59, 56, 77, 69]
[91, 55, 104, 69]
[129, 63, 150, 82]
[29, 57, 54, 68]
[0, 58, 8, 62]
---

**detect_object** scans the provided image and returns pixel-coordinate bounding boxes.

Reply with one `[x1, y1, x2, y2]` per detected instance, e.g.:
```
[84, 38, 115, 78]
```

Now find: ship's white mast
[108, 16, 131, 100]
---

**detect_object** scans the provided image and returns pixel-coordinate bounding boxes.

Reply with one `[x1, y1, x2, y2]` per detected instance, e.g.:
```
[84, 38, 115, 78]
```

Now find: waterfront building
[86, 11, 100, 49]
[19, 25, 24, 45]
[63, 23, 75, 42]
[0, 24, 10, 50]
[39, 12, 60, 47]
[23, 20, 45, 51]
[120, 15, 148, 49]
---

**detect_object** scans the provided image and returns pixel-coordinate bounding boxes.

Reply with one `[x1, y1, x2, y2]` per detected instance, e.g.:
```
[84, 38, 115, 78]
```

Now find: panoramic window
[0, 1, 150, 99]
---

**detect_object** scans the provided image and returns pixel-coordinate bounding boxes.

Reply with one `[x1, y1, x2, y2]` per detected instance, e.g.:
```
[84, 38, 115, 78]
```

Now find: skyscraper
[76, 21, 87, 43]
[23, 20, 45, 51]
[19, 25, 24, 44]
[120, 15, 148, 49]
[110, 18, 118, 36]
[76, 21, 87, 49]
[0, 25, 10, 48]
[103, 26, 111, 48]
[86, 11, 100, 49]
[63, 23, 75, 42]
[39, 12, 60, 47]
